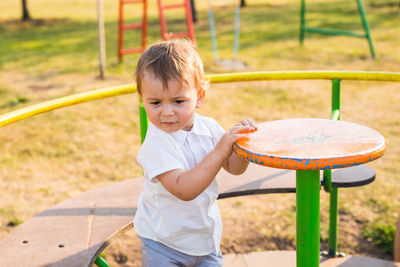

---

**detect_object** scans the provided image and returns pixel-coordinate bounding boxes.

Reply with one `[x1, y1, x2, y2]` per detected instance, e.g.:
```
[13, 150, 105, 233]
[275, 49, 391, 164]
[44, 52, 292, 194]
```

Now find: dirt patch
[28, 83, 56, 91]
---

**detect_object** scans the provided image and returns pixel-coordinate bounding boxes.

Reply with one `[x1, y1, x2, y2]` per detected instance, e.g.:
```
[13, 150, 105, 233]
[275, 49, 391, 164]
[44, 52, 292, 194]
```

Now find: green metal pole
[300, 0, 306, 44]
[95, 255, 110, 267]
[331, 79, 341, 113]
[324, 80, 340, 193]
[138, 97, 149, 144]
[323, 170, 332, 193]
[327, 78, 341, 257]
[296, 170, 320, 267]
[304, 27, 366, 38]
[356, 0, 375, 58]
[328, 187, 339, 256]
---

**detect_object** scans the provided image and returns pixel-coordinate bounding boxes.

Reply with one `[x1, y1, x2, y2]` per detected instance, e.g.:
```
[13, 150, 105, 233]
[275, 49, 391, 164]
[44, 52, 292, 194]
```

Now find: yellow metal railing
[1, 71, 400, 128]
[0, 84, 136, 127]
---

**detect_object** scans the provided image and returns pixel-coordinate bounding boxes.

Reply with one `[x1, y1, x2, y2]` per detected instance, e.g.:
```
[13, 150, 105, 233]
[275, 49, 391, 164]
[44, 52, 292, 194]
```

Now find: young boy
[134, 39, 256, 266]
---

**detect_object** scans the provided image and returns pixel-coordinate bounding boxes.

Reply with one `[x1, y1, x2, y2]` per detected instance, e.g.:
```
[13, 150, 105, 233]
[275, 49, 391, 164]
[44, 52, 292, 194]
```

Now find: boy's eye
[174, 99, 185, 104]
[150, 101, 160, 105]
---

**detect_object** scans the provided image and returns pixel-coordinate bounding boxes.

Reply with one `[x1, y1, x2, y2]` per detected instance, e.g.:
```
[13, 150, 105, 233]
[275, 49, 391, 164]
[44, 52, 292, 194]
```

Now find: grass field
[1, 0, 400, 265]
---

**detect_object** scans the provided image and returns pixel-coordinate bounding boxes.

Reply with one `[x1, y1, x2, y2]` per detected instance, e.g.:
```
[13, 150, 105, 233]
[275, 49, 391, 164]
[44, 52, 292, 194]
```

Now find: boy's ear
[196, 90, 205, 108]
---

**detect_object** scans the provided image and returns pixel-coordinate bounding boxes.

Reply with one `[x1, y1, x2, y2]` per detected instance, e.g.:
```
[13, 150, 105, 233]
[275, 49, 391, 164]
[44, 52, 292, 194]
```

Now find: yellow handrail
[0, 84, 136, 127]
[1, 71, 400, 128]
[207, 70, 400, 83]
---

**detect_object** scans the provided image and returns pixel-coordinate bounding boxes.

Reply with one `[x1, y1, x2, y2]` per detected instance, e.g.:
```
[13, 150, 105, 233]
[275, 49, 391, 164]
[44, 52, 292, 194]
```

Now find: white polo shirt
[134, 113, 226, 256]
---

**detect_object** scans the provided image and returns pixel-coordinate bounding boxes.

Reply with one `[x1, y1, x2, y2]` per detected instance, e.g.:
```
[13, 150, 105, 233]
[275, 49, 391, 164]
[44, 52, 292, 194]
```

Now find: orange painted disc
[233, 118, 386, 170]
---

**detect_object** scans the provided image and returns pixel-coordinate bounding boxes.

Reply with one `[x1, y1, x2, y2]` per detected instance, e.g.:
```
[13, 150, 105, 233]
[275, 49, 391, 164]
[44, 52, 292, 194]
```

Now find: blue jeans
[139, 236, 223, 267]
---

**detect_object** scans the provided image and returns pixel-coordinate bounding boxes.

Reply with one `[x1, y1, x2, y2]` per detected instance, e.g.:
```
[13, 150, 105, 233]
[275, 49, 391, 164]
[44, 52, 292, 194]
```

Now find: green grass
[362, 222, 396, 256]
[0, 0, 400, 260]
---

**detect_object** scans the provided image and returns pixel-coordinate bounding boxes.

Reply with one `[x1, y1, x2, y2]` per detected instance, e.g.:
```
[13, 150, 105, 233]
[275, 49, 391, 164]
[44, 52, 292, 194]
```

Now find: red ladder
[157, 0, 196, 41]
[118, 0, 148, 62]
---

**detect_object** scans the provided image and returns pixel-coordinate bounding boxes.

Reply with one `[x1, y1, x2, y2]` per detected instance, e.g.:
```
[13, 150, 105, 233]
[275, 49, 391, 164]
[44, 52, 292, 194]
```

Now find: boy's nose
[161, 104, 174, 116]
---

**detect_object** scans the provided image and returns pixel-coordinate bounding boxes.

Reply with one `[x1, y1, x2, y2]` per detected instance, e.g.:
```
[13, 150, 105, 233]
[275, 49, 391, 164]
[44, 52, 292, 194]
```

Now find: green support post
[328, 186, 339, 256]
[95, 255, 110, 267]
[139, 97, 149, 144]
[296, 170, 320, 267]
[326, 79, 341, 257]
[331, 79, 341, 116]
[356, 0, 375, 58]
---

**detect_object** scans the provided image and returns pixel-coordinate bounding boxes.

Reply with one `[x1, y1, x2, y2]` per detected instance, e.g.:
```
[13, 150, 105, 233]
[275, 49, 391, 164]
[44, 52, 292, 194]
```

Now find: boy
[134, 39, 256, 266]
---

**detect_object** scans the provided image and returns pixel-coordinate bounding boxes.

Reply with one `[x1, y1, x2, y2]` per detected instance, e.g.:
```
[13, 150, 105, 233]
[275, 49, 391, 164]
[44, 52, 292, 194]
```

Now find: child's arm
[221, 118, 256, 175]
[156, 119, 256, 201]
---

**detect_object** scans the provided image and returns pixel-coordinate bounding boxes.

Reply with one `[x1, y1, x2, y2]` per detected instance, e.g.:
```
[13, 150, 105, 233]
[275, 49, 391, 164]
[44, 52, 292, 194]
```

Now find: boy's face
[140, 70, 204, 133]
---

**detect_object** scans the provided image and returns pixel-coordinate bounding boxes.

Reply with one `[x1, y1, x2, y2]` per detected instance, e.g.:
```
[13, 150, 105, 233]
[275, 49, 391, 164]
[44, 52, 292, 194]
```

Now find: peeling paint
[234, 119, 386, 170]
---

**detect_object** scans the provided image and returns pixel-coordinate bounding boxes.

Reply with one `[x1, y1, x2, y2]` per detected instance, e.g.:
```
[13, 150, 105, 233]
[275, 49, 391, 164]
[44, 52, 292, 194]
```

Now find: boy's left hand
[218, 118, 257, 175]
[213, 118, 257, 160]
[235, 118, 257, 133]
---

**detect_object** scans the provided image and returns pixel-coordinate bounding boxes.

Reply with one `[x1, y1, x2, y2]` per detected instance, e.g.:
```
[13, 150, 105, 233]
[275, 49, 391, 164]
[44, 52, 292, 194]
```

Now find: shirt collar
[170, 113, 213, 147]
[191, 113, 213, 137]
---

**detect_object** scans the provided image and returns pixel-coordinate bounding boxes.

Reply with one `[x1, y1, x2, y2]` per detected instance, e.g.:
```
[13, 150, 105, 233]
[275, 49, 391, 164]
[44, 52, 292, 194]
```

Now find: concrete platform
[224, 251, 400, 267]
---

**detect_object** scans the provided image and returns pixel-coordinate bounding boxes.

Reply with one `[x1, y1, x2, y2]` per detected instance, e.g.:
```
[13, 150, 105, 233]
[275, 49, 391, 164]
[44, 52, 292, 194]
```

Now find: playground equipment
[157, 0, 196, 41]
[207, 0, 241, 67]
[300, 0, 375, 58]
[1, 71, 400, 266]
[118, 0, 195, 61]
[118, 0, 148, 62]
[234, 118, 386, 267]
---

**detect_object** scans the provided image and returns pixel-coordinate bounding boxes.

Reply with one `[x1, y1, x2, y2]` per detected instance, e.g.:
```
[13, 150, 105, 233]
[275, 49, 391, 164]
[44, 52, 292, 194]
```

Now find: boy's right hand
[214, 118, 257, 159]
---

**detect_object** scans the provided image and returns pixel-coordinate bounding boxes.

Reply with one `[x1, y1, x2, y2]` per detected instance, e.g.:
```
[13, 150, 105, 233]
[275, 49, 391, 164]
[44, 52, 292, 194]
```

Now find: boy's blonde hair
[135, 39, 207, 95]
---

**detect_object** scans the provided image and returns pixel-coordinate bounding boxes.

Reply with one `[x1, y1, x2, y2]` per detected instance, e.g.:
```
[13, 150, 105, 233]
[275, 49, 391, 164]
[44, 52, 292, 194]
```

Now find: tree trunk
[240, 0, 246, 8]
[22, 0, 31, 21]
[97, 0, 106, 79]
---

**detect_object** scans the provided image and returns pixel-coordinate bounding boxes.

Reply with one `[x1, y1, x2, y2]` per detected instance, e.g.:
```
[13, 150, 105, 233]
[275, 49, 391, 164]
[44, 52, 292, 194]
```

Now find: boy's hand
[214, 118, 257, 159]
[236, 118, 257, 132]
